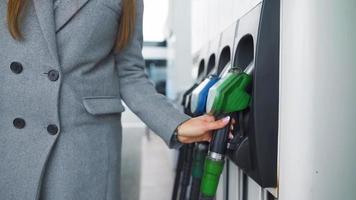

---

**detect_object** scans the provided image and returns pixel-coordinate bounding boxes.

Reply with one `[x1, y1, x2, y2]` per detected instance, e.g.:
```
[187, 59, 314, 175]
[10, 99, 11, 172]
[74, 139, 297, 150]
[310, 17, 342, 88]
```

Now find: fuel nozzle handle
[209, 114, 231, 155]
[200, 114, 231, 198]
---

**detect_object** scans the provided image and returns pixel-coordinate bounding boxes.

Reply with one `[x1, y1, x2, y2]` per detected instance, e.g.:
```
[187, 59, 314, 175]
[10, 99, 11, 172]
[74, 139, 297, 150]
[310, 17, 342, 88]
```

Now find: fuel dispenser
[175, 1, 280, 198]
[188, 69, 230, 200]
[200, 63, 254, 198]
[173, 61, 233, 200]
[188, 60, 238, 200]
[200, 2, 280, 198]
[202, 1, 280, 198]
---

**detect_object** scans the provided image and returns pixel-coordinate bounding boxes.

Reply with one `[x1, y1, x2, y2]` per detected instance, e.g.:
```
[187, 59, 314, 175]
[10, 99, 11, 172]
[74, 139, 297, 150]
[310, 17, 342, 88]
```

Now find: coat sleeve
[115, 0, 190, 148]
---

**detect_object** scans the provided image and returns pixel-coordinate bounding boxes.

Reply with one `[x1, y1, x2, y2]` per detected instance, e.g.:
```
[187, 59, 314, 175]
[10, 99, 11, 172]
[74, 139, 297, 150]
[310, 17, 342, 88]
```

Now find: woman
[0, 0, 230, 199]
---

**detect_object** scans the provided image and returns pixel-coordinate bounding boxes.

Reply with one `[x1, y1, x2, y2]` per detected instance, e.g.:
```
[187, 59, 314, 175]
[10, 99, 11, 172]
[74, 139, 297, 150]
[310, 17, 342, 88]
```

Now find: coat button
[48, 70, 59, 81]
[10, 62, 23, 74]
[47, 124, 59, 135]
[13, 118, 26, 129]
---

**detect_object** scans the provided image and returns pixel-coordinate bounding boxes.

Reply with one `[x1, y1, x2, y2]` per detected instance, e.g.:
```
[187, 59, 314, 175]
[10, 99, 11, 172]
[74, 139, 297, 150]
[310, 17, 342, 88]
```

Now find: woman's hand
[176, 114, 234, 144]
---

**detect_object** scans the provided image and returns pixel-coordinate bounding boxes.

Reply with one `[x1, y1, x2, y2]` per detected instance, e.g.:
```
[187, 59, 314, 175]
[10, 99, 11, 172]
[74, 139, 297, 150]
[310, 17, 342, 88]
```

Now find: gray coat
[0, 0, 190, 199]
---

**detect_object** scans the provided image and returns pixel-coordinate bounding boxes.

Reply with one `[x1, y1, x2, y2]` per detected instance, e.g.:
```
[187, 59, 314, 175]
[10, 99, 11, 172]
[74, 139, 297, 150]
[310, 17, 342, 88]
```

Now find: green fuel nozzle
[206, 65, 253, 115]
[200, 63, 254, 198]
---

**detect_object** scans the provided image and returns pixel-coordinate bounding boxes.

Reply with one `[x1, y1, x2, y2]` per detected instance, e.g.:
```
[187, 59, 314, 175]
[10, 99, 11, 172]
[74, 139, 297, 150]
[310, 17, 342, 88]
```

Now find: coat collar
[33, 0, 90, 67]
[33, 0, 59, 67]
[54, 0, 90, 33]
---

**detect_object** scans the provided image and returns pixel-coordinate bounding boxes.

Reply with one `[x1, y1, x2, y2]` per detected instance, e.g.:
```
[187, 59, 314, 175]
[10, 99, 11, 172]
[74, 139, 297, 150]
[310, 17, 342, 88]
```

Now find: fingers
[178, 132, 212, 143]
[206, 116, 230, 130]
[177, 115, 237, 144]
[200, 132, 212, 142]
[201, 114, 215, 122]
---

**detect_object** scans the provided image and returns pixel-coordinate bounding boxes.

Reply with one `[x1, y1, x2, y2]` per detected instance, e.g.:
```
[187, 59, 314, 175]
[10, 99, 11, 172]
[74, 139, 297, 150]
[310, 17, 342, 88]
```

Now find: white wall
[166, 0, 262, 99]
[143, 0, 169, 42]
[279, 0, 356, 199]
[166, 0, 194, 99]
[191, 0, 261, 53]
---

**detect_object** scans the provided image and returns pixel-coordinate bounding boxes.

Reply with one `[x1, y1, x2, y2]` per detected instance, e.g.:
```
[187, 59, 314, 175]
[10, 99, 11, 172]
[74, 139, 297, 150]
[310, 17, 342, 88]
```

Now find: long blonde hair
[7, 0, 136, 51]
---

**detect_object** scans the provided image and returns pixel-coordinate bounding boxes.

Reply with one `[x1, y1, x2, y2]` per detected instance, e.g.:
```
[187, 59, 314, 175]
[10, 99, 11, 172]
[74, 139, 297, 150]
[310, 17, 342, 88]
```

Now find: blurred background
[120, 0, 259, 199]
[120, 0, 176, 199]
[120, 0, 356, 200]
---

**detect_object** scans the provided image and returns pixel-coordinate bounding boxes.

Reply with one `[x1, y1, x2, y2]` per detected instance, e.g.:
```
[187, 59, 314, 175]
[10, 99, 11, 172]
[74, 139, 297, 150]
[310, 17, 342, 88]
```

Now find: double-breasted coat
[0, 0, 190, 199]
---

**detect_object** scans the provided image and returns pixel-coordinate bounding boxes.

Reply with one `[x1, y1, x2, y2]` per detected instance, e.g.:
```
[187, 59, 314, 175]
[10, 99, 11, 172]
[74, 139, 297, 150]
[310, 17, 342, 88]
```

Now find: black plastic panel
[217, 47, 231, 75]
[227, 0, 280, 188]
[207, 54, 216, 75]
[198, 59, 206, 79]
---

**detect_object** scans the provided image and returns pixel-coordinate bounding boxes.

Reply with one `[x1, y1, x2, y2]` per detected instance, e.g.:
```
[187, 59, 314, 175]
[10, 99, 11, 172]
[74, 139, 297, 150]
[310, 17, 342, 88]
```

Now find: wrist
[175, 117, 191, 142]
[174, 124, 183, 143]
[168, 128, 183, 149]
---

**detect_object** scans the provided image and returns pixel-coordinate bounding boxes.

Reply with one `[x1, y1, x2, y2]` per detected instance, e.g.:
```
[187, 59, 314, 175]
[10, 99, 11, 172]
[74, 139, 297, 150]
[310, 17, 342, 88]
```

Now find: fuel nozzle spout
[243, 62, 254, 75]
[227, 62, 254, 75]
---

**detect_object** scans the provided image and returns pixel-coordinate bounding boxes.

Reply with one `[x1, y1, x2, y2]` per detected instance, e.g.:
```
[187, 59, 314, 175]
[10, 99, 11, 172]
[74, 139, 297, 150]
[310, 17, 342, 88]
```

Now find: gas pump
[200, 63, 254, 198]
[187, 62, 238, 200]
[173, 62, 232, 200]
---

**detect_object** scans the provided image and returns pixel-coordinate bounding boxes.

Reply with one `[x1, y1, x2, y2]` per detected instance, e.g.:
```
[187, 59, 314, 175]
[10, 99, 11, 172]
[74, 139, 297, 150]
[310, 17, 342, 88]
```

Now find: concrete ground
[121, 107, 177, 200]
[139, 132, 176, 200]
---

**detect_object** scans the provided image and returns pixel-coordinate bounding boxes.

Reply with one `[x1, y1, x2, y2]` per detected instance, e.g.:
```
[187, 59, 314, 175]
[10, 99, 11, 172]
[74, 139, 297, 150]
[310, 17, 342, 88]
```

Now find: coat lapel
[54, 0, 90, 33]
[33, 0, 59, 67]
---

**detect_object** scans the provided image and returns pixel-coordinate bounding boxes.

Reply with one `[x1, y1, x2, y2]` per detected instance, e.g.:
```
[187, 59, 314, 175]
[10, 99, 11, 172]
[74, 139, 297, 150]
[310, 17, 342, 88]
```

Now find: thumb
[207, 116, 230, 130]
